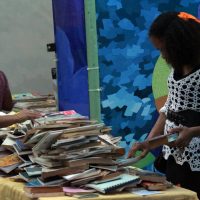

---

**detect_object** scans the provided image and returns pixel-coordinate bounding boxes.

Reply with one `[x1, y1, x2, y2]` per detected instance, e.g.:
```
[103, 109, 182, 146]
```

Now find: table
[0, 178, 198, 200]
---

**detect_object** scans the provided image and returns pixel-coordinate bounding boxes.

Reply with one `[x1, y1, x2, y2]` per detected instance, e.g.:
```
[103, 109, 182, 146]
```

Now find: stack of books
[0, 110, 141, 198]
[0, 109, 173, 198]
[13, 93, 56, 113]
[126, 166, 172, 191]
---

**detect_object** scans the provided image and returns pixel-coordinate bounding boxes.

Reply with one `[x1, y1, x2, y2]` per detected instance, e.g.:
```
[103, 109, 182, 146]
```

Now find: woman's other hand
[168, 127, 194, 148]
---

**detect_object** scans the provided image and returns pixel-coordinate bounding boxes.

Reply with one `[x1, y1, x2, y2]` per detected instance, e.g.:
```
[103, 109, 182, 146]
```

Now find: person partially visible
[0, 71, 42, 126]
[0, 70, 13, 111]
[128, 11, 200, 198]
[0, 109, 42, 128]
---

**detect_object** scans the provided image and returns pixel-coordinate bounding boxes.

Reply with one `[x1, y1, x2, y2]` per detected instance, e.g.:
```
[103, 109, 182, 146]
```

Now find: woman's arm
[147, 112, 166, 139]
[0, 110, 41, 128]
[128, 112, 166, 158]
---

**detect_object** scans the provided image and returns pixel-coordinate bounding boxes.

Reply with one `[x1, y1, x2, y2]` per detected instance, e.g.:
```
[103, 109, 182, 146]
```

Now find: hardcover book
[126, 166, 166, 183]
[41, 165, 89, 180]
[141, 181, 173, 191]
[0, 153, 22, 167]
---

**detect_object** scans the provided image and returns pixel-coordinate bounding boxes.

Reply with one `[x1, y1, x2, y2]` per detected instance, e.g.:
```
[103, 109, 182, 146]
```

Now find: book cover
[63, 187, 95, 195]
[141, 181, 172, 191]
[0, 153, 22, 167]
[86, 174, 140, 193]
[41, 165, 89, 180]
[65, 157, 117, 167]
[126, 166, 166, 183]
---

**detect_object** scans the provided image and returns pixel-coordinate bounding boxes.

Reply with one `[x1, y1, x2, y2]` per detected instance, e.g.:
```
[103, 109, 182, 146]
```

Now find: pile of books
[0, 108, 173, 198]
[13, 92, 56, 112]
[0, 110, 142, 198]
[126, 166, 173, 191]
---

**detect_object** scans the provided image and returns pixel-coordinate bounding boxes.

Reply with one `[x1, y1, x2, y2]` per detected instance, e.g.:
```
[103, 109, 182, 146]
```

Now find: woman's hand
[128, 140, 150, 158]
[168, 127, 194, 148]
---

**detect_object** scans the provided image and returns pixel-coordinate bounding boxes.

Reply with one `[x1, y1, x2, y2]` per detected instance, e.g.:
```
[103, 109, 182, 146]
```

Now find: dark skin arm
[128, 112, 166, 158]
[0, 109, 42, 128]
[169, 126, 200, 148]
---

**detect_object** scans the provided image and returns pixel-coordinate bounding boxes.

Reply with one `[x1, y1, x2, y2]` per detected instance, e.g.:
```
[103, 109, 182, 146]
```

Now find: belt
[167, 110, 200, 127]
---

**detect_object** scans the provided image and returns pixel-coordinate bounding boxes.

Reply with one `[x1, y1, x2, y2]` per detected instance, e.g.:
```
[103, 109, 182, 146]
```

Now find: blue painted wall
[95, 0, 200, 156]
[52, 0, 200, 162]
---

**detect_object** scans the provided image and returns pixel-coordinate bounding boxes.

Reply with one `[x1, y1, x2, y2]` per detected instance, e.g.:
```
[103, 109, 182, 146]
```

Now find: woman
[128, 12, 200, 198]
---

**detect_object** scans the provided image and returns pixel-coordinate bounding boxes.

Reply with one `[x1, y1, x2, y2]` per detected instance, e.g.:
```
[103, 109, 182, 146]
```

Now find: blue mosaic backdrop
[96, 0, 200, 156]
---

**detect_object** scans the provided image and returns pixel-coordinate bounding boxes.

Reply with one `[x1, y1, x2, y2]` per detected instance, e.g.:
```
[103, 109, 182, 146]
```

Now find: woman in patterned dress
[128, 11, 200, 198]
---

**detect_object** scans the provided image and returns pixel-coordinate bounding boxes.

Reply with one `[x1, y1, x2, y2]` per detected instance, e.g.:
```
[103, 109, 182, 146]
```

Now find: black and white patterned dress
[160, 68, 200, 171]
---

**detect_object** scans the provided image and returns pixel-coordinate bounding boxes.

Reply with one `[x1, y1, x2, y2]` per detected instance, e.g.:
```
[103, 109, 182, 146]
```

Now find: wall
[95, 0, 200, 166]
[0, 0, 54, 94]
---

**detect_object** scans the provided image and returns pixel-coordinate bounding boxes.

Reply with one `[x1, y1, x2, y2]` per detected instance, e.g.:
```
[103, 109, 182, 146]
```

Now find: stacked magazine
[0, 110, 143, 198]
[13, 93, 56, 113]
[0, 104, 172, 198]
